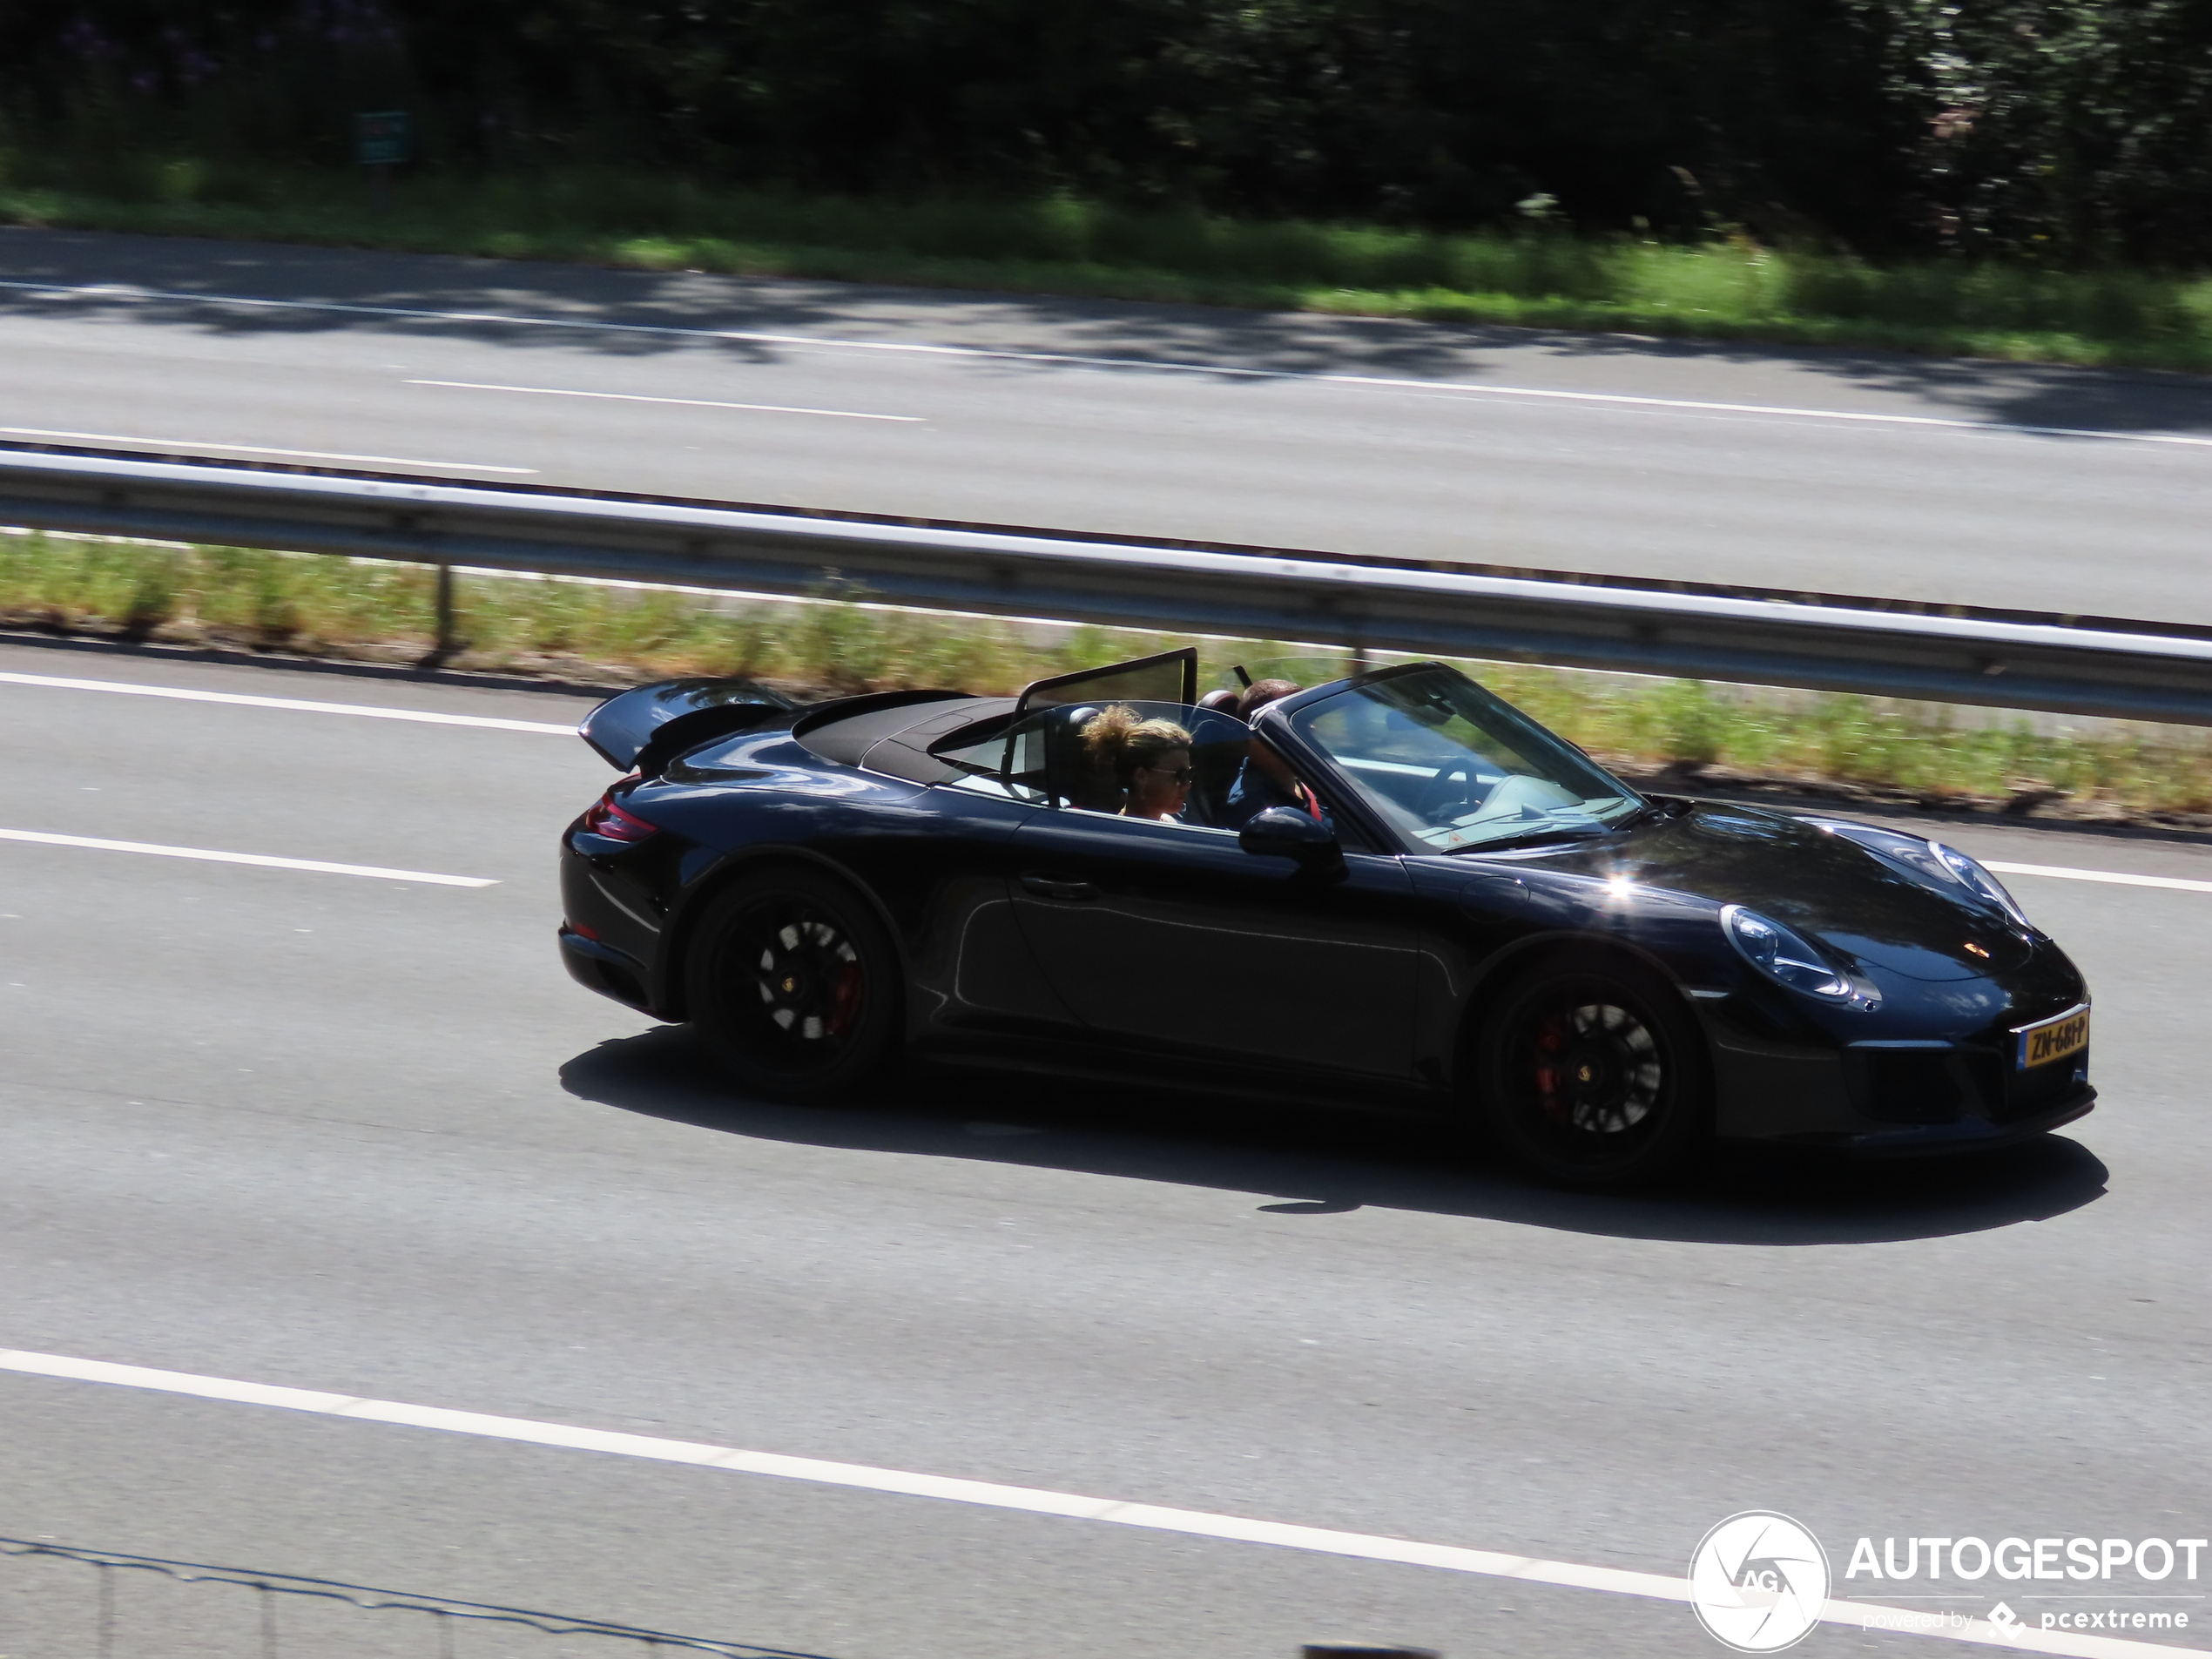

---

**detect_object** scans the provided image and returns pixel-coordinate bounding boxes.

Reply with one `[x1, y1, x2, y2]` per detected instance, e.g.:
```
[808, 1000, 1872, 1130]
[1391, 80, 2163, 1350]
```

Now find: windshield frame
[1267, 662, 1646, 856]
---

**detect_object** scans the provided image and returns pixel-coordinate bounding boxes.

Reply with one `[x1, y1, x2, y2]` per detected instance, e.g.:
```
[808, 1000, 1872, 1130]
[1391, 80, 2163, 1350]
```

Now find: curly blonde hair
[1080, 705, 1193, 785]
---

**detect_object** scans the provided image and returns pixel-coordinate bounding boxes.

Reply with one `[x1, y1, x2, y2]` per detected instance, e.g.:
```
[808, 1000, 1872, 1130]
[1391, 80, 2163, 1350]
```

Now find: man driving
[1223, 678, 1333, 831]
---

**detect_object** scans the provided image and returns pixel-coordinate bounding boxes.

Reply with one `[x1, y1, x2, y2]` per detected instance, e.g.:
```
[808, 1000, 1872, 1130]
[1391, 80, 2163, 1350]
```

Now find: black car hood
[1506, 802, 2033, 981]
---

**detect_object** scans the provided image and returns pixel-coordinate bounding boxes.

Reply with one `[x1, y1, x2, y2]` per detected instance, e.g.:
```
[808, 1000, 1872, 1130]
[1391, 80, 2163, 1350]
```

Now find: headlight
[1722, 904, 1855, 999]
[1932, 843, 2031, 929]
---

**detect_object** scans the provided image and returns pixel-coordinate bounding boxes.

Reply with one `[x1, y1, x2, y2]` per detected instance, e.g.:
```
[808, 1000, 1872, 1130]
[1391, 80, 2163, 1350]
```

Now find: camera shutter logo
[1688, 1511, 1831, 1652]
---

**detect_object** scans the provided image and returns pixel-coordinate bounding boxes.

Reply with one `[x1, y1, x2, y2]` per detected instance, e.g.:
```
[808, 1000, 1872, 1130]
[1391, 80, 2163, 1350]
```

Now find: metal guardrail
[3, 1537, 1440, 1659]
[7, 443, 2212, 725]
[1, 1534, 832, 1658]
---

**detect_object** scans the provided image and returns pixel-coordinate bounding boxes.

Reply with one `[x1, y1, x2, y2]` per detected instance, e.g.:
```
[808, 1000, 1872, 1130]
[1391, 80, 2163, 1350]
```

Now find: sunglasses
[1138, 764, 1195, 786]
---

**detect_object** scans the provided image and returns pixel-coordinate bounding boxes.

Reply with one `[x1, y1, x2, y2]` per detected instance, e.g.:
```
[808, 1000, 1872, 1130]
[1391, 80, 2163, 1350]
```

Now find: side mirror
[1239, 806, 1339, 867]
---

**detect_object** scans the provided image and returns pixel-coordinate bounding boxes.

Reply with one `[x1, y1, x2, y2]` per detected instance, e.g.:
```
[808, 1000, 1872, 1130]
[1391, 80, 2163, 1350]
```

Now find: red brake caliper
[1534, 1015, 1568, 1123]
[826, 960, 865, 1036]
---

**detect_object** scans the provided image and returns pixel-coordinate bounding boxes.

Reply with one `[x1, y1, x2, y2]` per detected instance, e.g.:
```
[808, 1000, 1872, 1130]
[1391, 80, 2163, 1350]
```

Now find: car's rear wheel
[1476, 957, 1710, 1189]
[685, 867, 902, 1101]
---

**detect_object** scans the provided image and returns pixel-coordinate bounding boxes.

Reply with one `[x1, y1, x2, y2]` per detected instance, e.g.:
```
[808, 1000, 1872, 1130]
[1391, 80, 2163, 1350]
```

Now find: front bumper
[1702, 1003, 2096, 1157]
[1775, 1081, 2095, 1158]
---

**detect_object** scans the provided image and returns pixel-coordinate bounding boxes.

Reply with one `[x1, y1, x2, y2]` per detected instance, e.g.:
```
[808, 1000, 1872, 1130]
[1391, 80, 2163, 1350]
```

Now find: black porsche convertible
[557, 647, 2094, 1187]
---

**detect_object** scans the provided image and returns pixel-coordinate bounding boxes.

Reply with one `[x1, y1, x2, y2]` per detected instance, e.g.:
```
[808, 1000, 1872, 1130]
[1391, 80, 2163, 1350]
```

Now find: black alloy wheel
[1477, 959, 1710, 1189]
[686, 867, 902, 1102]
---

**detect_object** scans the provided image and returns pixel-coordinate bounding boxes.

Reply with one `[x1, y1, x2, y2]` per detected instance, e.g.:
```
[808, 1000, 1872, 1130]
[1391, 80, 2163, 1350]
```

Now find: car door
[896, 708, 1083, 1039]
[1008, 807, 1422, 1082]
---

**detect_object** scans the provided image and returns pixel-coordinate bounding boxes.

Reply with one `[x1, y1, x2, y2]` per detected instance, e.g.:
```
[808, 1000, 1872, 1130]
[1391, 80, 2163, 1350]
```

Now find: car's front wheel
[1476, 957, 1710, 1189]
[685, 867, 903, 1102]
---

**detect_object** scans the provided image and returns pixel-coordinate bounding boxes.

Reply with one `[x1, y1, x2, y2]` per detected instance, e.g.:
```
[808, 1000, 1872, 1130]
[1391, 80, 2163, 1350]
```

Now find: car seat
[1035, 705, 1127, 812]
[1184, 711, 1250, 829]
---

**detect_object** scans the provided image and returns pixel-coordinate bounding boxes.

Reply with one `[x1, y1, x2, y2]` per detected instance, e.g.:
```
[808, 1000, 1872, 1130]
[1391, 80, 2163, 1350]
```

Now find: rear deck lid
[578, 678, 793, 772]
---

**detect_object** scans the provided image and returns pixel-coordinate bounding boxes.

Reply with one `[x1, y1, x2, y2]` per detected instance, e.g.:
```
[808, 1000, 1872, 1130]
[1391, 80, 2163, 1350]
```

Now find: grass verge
[7, 165, 2212, 372]
[10, 531, 2212, 825]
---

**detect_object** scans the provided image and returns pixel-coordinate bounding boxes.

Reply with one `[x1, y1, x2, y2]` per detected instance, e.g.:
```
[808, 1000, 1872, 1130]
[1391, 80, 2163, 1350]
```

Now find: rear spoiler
[578, 678, 795, 773]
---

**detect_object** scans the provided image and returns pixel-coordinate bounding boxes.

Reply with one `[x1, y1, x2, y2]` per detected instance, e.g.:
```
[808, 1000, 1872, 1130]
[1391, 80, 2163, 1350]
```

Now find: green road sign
[354, 111, 410, 167]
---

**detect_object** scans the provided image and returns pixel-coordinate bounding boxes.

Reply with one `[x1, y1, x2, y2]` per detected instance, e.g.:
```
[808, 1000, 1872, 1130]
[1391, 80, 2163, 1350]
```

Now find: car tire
[685, 866, 903, 1102]
[1475, 955, 1710, 1190]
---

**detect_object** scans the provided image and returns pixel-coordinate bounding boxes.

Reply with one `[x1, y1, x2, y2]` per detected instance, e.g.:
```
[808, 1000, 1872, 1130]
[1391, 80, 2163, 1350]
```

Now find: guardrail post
[1301, 1644, 1440, 1658]
[95, 1559, 114, 1659]
[434, 562, 459, 659]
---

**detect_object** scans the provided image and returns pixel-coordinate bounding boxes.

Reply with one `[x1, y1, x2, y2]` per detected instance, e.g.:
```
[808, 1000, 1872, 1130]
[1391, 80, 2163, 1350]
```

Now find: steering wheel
[1414, 759, 1488, 820]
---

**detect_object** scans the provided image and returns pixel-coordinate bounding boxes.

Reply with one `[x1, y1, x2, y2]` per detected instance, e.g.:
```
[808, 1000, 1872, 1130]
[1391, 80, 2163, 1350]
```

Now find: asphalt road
[5, 226, 2212, 624]
[3, 634, 2209, 1659]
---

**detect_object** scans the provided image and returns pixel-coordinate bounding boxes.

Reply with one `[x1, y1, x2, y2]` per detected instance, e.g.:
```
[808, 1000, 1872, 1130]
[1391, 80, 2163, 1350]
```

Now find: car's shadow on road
[560, 1027, 2109, 1246]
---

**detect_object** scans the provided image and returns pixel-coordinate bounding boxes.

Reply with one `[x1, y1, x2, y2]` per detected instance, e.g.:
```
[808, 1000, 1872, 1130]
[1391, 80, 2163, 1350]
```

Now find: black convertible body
[557, 649, 2094, 1185]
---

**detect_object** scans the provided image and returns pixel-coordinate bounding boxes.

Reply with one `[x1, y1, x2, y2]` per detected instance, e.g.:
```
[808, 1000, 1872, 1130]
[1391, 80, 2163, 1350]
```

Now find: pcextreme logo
[1689, 1511, 1832, 1653]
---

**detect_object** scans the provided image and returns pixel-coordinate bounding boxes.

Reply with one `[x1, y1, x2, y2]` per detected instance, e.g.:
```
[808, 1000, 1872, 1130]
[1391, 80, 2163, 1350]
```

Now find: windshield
[1288, 666, 1643, 852]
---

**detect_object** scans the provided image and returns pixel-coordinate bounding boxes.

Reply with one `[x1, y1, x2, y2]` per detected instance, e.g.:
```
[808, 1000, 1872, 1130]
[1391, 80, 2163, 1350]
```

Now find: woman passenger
[1079, 705, 1194, 821]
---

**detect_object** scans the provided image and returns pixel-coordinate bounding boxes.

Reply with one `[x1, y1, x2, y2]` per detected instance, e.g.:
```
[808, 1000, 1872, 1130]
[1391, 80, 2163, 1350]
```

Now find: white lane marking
[1371, 386, 2212, 448]
[408, 379, 922, 422]
[0, 670, 577, 733]
[6, 279, 2206, 452]
[0, 829, 496, 887]
[12, 668, 2212, 903]
[0, 425, 536, 474]
[1988, 860, 2212, 894]
[15, 673, 2212, 900]
[0, 1350, 2188, 1658]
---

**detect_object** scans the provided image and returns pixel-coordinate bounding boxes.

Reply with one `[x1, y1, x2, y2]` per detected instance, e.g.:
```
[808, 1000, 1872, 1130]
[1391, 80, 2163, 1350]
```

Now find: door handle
[1020, 872, 1099, 901]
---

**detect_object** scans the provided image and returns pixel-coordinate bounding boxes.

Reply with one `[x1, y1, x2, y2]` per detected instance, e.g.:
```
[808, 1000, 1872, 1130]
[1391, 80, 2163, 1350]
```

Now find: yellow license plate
[2016, 1006, 2090, 1069]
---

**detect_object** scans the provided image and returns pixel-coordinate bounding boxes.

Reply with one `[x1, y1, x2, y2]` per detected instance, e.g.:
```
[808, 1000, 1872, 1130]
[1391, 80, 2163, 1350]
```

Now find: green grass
[10, 532, 2212, 818]
[8, 159, 2212, 370]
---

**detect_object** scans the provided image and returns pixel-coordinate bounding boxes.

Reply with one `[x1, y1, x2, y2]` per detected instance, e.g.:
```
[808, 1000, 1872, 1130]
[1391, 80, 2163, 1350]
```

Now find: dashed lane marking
[11, 669, 2212, 899]
[0, 1348, 2189, 1657]
[6, 278, 2211, 451]
[408, 378, 922, 421]
[0, 671, 577, 733]
[0, 829, 497, 887]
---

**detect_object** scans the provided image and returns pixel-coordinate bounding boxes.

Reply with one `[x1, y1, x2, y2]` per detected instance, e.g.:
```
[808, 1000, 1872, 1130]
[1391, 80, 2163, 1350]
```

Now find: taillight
[580, 791, 658, 845]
